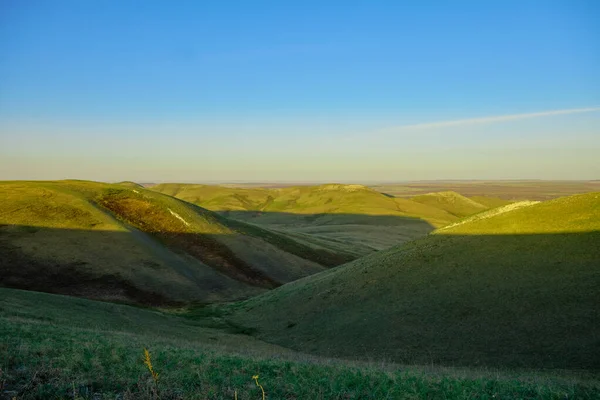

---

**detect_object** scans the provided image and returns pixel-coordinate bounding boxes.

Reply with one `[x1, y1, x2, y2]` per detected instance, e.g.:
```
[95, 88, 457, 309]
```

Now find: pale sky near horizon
[1, 1, 599, 182]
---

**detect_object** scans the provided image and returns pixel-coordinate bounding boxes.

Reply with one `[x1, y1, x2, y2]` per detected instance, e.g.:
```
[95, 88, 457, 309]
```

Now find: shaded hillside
[3, 288, 596, 399]
[227, 193, 600, 369]
[0, 181, 352, 304]
[152, 183, 458, 254]
[221, 211, 434, 256]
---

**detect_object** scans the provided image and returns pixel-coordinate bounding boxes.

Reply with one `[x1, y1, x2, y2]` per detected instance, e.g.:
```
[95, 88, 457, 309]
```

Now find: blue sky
[0, 0, 598, 182]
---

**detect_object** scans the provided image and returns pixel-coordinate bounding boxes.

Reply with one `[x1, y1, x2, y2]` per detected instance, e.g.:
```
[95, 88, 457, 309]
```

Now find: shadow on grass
[226, 230, 600, 369]
[0, 222, 598, 370]
[217, 210, 434, 227]
[0, 209, 435, 306]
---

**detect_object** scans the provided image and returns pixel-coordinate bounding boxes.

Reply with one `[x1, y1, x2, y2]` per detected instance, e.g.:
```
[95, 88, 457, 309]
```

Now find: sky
[0, 0, 599, 182]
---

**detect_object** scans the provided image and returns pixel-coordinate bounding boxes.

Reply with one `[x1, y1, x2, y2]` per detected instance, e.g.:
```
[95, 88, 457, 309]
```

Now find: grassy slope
[151, 183, 459, 255]
[436, 193, 599, 234]
[0, 181, 259, 304]
[228, 193, 600, 369]
[94, 186, 329, 284]
[2, 288, 598, 399]
[151, 183, 271, 211]
[411, 191, 489, 218]
[0, 181, 352, 304]
[152, 183, 457, 222]
[469, 195, 512, 208]
[117, 181, 145, 188]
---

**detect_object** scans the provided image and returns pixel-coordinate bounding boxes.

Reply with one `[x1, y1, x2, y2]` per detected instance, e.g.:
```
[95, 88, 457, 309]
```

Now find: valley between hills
[1, 180, 599, 399]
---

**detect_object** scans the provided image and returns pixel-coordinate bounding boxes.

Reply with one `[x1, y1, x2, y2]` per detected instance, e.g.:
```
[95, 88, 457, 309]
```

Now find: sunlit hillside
[152, 183, 459, 223]
[151, 183, 499, 255]
[410, 191, 489, 217]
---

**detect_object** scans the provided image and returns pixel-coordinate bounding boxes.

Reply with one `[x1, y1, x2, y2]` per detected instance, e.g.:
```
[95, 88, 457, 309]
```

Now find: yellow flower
[143, 348, 159, 383]
[253, 374, 265, 400]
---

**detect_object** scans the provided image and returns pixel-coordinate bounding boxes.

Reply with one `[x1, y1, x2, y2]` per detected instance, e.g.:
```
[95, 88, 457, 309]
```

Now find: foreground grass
[1, 289, 599, 399]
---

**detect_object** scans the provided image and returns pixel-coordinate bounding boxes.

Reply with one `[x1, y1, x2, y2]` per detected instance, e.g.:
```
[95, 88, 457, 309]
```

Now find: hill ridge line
[436, 200, 540, 232]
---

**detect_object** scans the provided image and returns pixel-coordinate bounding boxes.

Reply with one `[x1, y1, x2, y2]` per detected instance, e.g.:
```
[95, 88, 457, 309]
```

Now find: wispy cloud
[387, 106, 600, 131]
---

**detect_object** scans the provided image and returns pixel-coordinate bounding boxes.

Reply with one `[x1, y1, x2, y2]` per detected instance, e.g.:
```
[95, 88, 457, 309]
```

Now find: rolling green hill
[468, 195, 512, 208]
[151, 183, 271, 211]
[227, 192, 600, 369]
[116, 180, 145, 188]
[152, 183, 459, 222]
[0, 181, 353, 305]
[151, 183, 467, 255]
[410, 191, 489, 218]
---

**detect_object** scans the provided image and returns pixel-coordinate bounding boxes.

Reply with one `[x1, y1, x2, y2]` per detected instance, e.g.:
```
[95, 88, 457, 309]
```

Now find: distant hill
[0, 181, 353, 305]
[227, 192, 600, 369]
[468, 195, 512, 208]
[411, 191, 488, 217]
[151, 183, 477, 255]
[116, 180, 144, 188]
[371, 180, 600, 200]
[152, 182, 456, 221]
